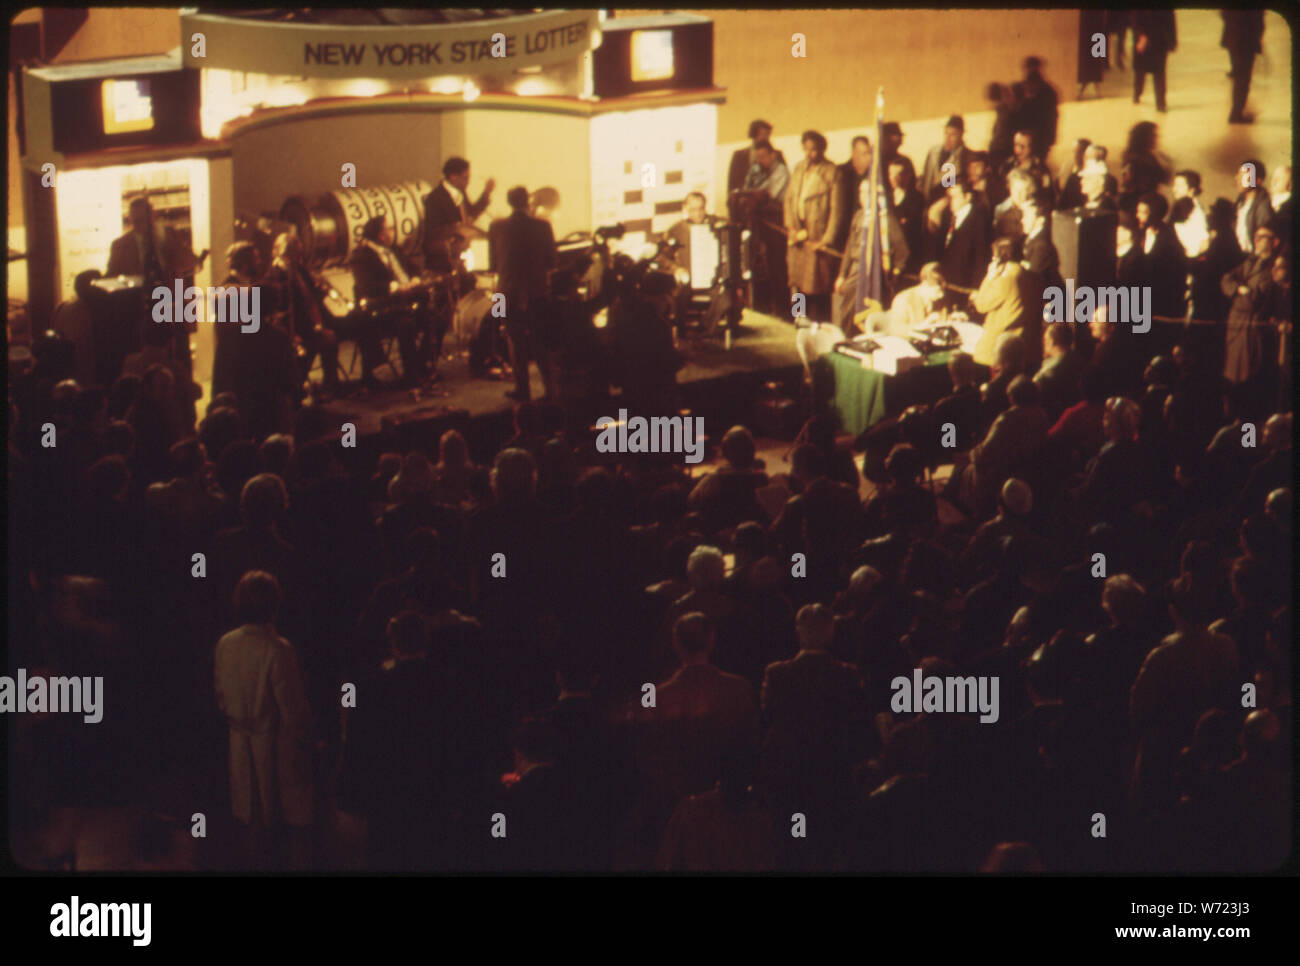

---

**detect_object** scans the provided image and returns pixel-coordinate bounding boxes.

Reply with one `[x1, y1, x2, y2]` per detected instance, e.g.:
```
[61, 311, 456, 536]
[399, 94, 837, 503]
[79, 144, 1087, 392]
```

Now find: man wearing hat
[880, 122, 916, 193]
[1221, 224, 1281, 386]
[920, 116, 970, 205]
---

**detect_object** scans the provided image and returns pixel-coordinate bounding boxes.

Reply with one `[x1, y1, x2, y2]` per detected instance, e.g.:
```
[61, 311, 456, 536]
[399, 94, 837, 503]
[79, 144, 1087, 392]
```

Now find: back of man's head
[240, 473, 288, 530]
[996, 333, 1026, 374]
[687, 545, 726, 591]
[492, 447, 538, 502]
[673, 611, 716, 658]
[948, 351, 977, 388]
[1101, 573, 1146, 626]
[506, 186, 530, 211]
[1168, 574, 1215, 628]
[1007, 374, 1039, 407]
[1046, 321, 1072, 353]
[720, 425, 757, 468]
[169, 438, 205, 479]
[234, 570, 281, 625]
[791, 442, 827, 481]
[795, 602, 834, 651]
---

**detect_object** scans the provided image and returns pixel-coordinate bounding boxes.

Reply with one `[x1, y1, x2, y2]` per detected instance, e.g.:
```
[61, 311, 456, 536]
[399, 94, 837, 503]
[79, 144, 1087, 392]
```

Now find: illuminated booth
[18, 8, 725, 383]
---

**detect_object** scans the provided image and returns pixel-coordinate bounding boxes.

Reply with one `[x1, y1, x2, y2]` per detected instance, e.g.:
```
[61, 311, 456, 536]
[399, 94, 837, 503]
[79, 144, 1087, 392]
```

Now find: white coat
[214, 623, 314, 827]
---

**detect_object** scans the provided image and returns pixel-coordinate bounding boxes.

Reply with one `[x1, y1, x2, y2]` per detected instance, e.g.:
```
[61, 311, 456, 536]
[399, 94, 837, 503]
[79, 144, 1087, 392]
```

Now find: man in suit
[1130, 576, 1239, 814]
[542, 662, 628, 870]
[350, 214, 430, 386]
[492, 715, 571, 871]
[107, 197, 179, 284]
[997, 132, 1056, 214]
[645, 612, 760, 808]
[920, 116, 970, 205]
[1132, 9, 1177, 113]
[937, 179, 991, 291]
[342, 611, 459, 869]
[424, 156, 494, 274]
[834, 135, 873, 252]
[1021, 195, 1062, 301]
[1221, 10, 1265, 124]
[953, 374, 1049, 515]
[728, 119, 787, 195]
[740, 139, 791, 314]
[1034, 321, 1086, 421]
[761, 603, 869, 864]
[1136, 192, 1188, 318]
[489, 186, 557, 401]
[108, 196, 204, 387]
[889, 159, 926, 276]
[994, 168, 1034, 256]
[932, 351, 985, 451]
[1234, 159, 1275, 256]
[965, 151, 1006, 210]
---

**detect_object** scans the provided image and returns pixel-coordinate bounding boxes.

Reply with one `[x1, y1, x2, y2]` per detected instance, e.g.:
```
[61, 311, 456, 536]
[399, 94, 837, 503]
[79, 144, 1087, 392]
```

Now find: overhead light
[462, 79, 481, 103]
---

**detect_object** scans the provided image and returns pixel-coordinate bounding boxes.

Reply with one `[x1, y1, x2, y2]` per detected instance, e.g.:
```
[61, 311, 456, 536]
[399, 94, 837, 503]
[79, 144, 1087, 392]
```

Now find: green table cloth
[819, 350, 954, 436]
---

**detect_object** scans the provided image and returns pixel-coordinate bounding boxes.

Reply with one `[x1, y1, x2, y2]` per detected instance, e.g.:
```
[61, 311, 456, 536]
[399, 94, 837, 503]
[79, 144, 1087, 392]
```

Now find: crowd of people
[728, 51, 1291, 428]
[8, 312, 1291, 871]
[7, 21, 1293, 873]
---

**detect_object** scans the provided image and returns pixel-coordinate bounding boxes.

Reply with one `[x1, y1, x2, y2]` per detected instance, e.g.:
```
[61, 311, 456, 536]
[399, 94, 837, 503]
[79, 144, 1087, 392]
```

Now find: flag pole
[855, 86, 887, 325]
[875, 87, 892, 283]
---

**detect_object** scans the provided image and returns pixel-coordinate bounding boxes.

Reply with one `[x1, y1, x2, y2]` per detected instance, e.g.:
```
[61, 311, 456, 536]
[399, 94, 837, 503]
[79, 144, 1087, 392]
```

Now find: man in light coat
[784, 130, 843, 321]
[214, 570, 314, 868]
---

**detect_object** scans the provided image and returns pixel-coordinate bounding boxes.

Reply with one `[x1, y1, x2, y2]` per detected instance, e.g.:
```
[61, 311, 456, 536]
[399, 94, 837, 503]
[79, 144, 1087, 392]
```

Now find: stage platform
[309, 308, 805, 439]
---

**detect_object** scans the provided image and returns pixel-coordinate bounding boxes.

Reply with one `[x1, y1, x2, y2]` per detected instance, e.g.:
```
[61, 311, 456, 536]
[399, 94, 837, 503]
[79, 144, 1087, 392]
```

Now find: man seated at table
[857, 262, 958, 338]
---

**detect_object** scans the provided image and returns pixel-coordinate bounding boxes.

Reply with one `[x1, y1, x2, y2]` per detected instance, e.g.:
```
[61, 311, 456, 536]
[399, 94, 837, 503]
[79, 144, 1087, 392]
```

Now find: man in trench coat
[785, 130, 843, 321]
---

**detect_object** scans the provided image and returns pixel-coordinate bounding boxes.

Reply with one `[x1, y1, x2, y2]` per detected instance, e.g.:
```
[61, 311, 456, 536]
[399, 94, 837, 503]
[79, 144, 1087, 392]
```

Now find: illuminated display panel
[630, 30, 675, 82]
[101, 78, 155, 134]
